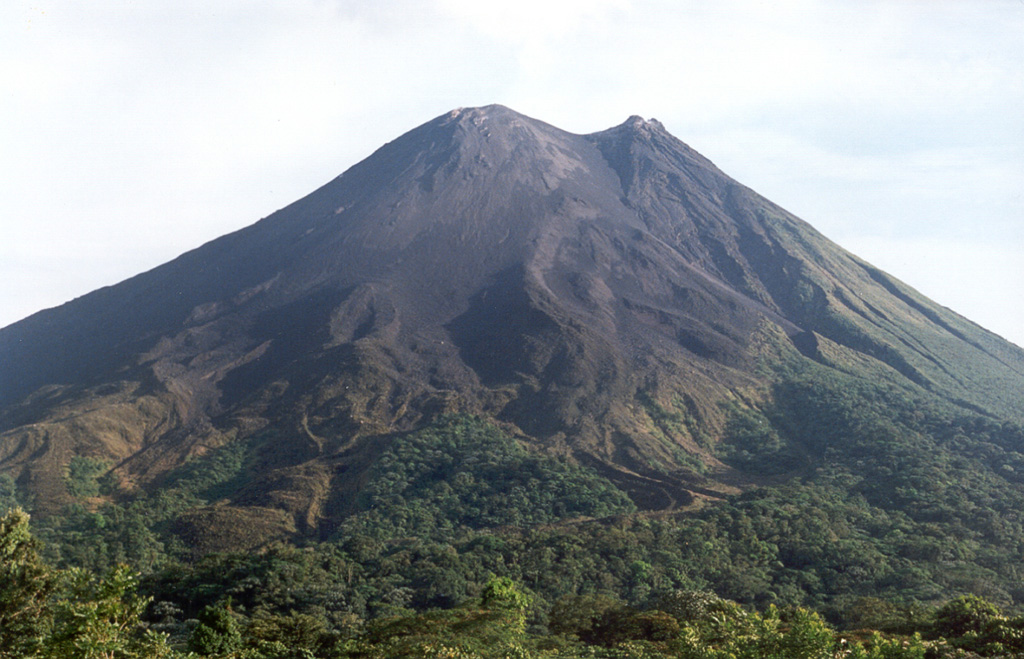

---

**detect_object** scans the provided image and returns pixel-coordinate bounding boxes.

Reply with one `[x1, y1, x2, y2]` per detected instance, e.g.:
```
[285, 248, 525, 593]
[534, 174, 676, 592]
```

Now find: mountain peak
[446, 104, 516, 120]
[2, 104, 1023, 539]
[442, 104, 534, 132]
[621, 114, 666, 132]
[442, 106, 668, 139]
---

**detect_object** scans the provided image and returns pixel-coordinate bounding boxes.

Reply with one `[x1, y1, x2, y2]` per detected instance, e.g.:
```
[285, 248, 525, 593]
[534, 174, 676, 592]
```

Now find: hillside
[1, 107, 1023, 615]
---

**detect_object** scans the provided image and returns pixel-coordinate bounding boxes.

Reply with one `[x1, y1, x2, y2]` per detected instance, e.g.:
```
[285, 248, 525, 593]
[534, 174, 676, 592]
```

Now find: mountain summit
[2, 105, 1023, 549]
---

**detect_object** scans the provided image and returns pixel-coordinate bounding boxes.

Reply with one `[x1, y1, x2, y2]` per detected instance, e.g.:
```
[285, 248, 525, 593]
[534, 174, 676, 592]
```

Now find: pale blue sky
[2, 0, 1022, 346]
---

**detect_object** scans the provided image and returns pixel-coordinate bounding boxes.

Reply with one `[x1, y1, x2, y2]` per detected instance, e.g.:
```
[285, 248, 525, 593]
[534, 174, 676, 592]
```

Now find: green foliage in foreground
[0, 508, 172, 659]
[13, 507, 1024, 657]
[0, 508, 54, 657]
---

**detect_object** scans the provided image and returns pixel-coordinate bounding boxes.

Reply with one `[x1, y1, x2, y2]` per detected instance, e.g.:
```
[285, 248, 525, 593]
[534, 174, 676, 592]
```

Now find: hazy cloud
[2, 0, 1021, 345]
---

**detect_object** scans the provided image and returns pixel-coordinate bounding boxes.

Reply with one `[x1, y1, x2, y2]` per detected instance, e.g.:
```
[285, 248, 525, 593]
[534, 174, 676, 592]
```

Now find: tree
[0, 508, 54, 657]
[48, 564, 175, 659]
[480, 576, 532, 613]
[933, 595, 1001, 638]
[188, 601, 242, 656]
[0, 474, 21, 513]
[549, 593, 622, 639]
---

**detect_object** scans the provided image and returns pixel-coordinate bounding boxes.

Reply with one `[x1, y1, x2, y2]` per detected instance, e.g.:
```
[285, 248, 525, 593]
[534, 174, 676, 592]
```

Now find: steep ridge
[1, 105, 1023, 547]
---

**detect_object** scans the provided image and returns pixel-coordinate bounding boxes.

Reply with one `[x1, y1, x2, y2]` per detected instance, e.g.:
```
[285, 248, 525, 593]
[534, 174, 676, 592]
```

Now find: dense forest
[6, 504, 1024, 658]
[5, 352, 1024, 657]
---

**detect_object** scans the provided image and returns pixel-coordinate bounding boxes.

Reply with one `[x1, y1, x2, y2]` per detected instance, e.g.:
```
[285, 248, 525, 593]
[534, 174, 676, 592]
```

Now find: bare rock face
[2, 105, 1023, 540]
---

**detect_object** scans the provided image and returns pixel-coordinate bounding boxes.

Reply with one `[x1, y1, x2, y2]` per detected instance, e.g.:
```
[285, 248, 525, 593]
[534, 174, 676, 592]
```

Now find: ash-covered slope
[2, 105, 1023, 543]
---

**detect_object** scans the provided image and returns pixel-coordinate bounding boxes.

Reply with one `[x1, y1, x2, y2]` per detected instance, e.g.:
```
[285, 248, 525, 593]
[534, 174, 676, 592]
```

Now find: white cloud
[436, 0, 631, 42]
[1, 0, 1021, 346]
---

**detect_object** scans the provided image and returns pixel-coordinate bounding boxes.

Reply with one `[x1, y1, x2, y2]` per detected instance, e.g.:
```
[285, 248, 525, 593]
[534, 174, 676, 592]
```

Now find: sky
[2, 0, 1022, 347]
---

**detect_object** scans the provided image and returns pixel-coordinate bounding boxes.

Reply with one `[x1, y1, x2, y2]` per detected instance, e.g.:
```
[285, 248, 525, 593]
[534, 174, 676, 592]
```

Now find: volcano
[2, 105, 1023, 551]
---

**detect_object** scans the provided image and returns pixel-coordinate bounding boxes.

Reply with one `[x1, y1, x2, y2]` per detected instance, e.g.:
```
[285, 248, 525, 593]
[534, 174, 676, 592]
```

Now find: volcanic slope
[2, 105, 1023, 548]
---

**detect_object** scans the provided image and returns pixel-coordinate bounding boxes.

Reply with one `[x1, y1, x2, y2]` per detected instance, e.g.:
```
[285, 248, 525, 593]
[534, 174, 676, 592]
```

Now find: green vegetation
[34, 434, 258, 571]
[29, 417, 635, 573]
[0, 474, 22, 512]
[12, 505, 1024, 658]
[0, 508, 54, 657]
[64, 456, 110, 498]
[715, 402, 805, 475]
[637, 393, 710, 473]
[12, 384, 1024, 621]
[4, 351, 1024, 656]
[340, 416, 636, 540]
